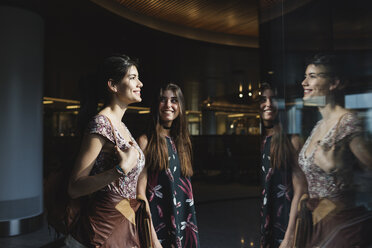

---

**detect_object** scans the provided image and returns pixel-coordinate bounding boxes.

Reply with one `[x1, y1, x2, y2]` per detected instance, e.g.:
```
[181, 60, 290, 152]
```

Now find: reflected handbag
[294, 194, 312, 248]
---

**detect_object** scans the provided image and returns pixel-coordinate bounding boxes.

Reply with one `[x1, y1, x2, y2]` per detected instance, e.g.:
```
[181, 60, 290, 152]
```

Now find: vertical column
[0, 5, 44, 236]
[201, 47, 222, 135]
[286, 99, 303, 135]
[184, 81, 201, 135]
[202, 76, 217, 135]
[202, 109, 217, 135]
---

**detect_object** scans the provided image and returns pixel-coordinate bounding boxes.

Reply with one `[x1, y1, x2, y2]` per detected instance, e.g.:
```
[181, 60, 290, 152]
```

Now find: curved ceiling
[91, 0, 259, 47]
[259, 0, 313, 23]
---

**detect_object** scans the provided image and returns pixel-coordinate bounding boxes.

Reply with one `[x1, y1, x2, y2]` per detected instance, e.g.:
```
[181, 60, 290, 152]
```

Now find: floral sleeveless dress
[147, 136, 200, 248]
[260, 136, 293, 248]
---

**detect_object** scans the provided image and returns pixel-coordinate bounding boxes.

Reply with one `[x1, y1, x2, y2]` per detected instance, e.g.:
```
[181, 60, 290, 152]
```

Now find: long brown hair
[144, 83, 193, 177]
[269, 125, 297, 170]
[260, 83, 297, 170]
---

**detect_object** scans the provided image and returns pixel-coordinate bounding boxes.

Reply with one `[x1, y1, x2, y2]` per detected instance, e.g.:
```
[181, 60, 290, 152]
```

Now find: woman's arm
[280, 135, 307, 248]
[291, 134, 303, 153]
[280, 163, 307, 248]
[137, 135, 163, 248]
[68, 133, 138, 199]
[136, 135, 149, 211]
[68, 134, 120, 199]
[350, 135, 372, 170]
[137, 135, 149, 204]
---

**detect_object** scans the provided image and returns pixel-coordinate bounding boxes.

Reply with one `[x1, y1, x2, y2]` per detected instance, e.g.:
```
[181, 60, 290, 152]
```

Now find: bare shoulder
[137, 134, 148, 150]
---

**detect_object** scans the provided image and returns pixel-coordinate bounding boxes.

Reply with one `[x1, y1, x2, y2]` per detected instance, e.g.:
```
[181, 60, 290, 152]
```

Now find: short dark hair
[101, 54, 139, 104]
[102, 54, 138, 85]
[78, 54, 139, 134]
[306, 52, 347, 103]
[305, 53, 342, 79]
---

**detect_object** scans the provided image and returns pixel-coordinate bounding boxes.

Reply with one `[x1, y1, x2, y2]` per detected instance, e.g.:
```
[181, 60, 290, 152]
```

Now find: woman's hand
[153, 240, 163, 248]
[314, 142, 345, 173]
[115, 142, 139, 174]
[314, 144, 335, 172]
[279, 235, 294, 248]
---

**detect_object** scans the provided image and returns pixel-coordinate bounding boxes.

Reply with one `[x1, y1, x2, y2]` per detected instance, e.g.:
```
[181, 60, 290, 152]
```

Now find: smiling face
[302, 64, 335, 101]
[115, 65, 143, 105]
[259, 88, 278, 123]
[158, 90, 180, 125]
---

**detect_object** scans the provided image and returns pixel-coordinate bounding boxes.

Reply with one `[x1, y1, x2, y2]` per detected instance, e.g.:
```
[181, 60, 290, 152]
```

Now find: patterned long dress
[260, 136, 293, 248]
[69, 115, 146, 247]
[147, 136, 200, 248]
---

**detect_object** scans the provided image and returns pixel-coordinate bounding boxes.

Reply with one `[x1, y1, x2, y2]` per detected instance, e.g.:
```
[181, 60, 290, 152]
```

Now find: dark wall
[259, 0, 372, 99]
[42, 0, 260, 107]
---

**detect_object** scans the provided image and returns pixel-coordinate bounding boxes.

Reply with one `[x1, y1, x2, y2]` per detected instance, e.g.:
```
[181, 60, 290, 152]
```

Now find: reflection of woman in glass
[137, 83, 200, 248]
[259, 83, 307, 248]
[297, 54, 372, 247]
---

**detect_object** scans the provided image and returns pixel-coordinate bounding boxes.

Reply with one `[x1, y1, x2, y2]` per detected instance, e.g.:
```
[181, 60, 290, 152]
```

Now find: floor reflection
[197, 198, 260, 248]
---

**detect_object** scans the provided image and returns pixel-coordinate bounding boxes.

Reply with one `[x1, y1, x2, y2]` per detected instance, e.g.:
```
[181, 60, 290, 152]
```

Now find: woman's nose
[302, 77, 308, 86]
[138, 79, 143, 87]
[266, 98, 272, 106]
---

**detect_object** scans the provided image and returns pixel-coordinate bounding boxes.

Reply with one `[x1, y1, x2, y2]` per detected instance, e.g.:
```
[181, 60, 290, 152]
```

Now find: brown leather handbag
[65, 197, 83, 233]
[136, 195, 153, 248]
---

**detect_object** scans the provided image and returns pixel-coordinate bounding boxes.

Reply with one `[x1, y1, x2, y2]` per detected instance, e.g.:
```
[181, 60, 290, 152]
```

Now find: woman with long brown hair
[137, 83, 200, 248]
[258, 83, 307, 248]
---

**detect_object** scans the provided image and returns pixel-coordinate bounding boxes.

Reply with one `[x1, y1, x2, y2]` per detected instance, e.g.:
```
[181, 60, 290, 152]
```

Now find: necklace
[162, 125, 171, 130]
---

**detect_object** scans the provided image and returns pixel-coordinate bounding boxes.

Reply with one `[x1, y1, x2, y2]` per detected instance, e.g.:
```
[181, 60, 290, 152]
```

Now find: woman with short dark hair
[67, 54, 157, 247]
[296, 53, 372, 247]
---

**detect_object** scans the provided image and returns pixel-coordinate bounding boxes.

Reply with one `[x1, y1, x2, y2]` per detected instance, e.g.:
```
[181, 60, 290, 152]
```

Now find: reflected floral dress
[260, 136, 293, 248]
[147, 136, 200, 248]
[298, 112, 372, 247]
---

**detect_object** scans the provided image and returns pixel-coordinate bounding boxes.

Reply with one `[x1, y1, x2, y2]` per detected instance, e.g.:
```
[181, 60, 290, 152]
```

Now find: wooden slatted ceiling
[114, 0, 258, 37]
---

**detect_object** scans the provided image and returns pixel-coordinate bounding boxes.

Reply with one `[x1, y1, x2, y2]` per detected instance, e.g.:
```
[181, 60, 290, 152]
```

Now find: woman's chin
[262, 113, 276, 121]
[262, 117, 275, 123]
[130, 98, 142, 104]
[160, 116, 174, 122]
[303, 95, 326, 107]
